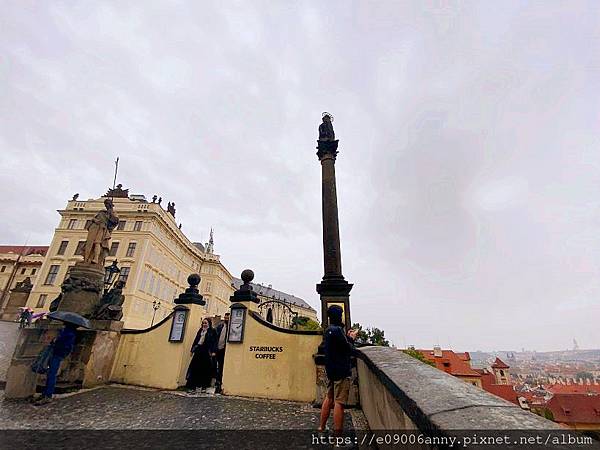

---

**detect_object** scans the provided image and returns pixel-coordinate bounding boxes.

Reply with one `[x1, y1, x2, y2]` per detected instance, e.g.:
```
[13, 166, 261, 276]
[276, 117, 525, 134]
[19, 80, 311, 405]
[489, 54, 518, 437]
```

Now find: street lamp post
[103, 260, 121, 295]
[151, 300, 161, 327]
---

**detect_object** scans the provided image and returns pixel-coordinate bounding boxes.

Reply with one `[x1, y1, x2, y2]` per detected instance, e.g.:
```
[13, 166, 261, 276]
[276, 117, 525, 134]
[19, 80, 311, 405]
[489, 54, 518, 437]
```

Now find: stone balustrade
[354, 346, 593, 448]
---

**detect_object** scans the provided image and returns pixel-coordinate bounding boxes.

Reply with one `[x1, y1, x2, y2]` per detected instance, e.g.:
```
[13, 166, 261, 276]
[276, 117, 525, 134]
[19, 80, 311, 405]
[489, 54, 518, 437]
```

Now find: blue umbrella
[47, 311, 91, 329]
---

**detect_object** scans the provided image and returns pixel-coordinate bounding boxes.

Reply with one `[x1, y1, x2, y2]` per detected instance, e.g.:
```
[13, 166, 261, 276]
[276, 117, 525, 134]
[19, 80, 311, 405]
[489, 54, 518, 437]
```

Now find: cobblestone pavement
[0, 320, 19, 382]
[0, 386, 355, 430]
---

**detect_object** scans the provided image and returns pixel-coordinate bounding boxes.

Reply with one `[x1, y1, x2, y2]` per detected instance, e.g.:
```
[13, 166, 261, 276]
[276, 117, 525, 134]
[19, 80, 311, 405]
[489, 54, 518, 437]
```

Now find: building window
[75, 241, 86, 256]
[67, 219, 77, 229]
[117, 220, 126, 231]
[149, 275, 155, 294]
[31, 268, 37, 275]
[205, 281, 212, 292]
[134, 221, 143, 231]
[126, 242, 137, 257]
[118, 267, 130, 284]
[44, 265, 60, 285]
[139, 270, 148, 292]
[36, 294, 48, 308]
[21, 268, 26, 275]
[85, 220, 92, 230]
[109, 242, 119, 257]
[57, 240, 69, 256]
[0, 266, 5, 273]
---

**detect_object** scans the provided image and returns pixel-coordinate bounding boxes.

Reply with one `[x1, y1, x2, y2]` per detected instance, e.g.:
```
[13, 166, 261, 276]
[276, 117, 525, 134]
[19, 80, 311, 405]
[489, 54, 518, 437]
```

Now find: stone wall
[222, 310, 322, 402]
[5, 320, 122, 398]
[356, 346, 560, 431]
[110, 305, 205, 389]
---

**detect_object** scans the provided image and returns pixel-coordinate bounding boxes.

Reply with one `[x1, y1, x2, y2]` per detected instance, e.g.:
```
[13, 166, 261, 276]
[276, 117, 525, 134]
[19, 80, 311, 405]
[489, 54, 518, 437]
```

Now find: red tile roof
[458, 352, 471, 362]
[417, 349, 482, 377]
[518, 392, 546, 406]
[478, 369, 519, 405]
[491, 357, 510, 369]
[545, 384, 600, 395]
[545, 394, 600, 425]
[0, 245, 48, 256]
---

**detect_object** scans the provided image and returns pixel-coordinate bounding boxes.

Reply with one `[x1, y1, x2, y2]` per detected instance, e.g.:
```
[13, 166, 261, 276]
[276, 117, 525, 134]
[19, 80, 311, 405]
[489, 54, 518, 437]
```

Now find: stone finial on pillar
[230, 269, 259, 303]
[175, 274, 205, 306]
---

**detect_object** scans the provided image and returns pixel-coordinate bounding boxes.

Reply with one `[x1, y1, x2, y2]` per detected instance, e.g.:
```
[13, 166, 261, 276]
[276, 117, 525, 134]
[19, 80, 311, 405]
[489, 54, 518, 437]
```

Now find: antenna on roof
[111, 157, 119, 200]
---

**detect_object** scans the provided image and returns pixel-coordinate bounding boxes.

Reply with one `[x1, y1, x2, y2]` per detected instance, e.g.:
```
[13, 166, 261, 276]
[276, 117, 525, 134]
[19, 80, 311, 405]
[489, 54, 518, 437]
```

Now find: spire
[205, 228, 214, 254]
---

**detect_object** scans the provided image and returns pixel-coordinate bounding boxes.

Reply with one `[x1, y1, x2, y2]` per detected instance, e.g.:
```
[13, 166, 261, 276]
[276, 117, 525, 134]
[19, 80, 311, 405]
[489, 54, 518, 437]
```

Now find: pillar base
[4, 320, 123, 399]
[317, 276, 353, 331]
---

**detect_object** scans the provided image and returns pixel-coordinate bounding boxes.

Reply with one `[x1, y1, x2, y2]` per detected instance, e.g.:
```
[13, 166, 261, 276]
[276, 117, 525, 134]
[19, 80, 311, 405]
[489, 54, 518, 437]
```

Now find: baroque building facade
[26, 188, 234, 329]
[232, 278, 317, 323]
[0, 246, 48, 317]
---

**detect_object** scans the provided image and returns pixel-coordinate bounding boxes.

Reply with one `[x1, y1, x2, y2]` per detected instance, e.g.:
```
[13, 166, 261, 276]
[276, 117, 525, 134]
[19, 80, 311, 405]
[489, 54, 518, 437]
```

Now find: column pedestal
[56, 262, 104, 318]
[4, 319, 123, 399]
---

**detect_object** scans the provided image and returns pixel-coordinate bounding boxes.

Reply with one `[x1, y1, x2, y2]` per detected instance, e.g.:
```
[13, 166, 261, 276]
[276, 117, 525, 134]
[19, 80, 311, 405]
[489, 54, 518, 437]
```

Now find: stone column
[316, 140, 353, 328]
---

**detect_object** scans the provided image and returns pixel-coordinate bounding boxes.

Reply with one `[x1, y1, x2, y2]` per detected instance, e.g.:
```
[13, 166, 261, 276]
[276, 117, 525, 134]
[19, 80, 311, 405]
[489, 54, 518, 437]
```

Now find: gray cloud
[1, 1, 599, 351]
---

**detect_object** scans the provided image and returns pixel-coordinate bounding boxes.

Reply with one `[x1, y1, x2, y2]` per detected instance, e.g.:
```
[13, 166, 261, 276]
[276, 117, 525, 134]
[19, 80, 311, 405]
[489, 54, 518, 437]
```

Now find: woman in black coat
[186, 318, 218, 392]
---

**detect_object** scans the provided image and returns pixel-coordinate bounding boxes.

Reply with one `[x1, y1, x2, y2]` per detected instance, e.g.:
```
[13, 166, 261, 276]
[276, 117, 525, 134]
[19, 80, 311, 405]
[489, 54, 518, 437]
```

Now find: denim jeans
[42, 355, 63, 398]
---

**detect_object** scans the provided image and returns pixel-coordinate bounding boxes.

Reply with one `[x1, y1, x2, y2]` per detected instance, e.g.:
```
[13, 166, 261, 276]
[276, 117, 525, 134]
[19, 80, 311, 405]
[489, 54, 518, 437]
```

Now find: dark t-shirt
[324, 325, 355, 381]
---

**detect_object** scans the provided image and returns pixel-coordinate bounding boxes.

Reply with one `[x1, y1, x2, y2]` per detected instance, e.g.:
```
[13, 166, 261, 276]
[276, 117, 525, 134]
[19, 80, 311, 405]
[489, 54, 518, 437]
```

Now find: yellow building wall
[26, 195, 233, 329]
[110, 304, 205, 389]
[222, 308, 322, 402]
[0, 253, 45, 292]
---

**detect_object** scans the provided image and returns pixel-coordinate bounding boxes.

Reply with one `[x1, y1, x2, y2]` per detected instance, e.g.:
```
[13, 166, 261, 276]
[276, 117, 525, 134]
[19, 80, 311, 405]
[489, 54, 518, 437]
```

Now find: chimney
[433, 346, 442, 358]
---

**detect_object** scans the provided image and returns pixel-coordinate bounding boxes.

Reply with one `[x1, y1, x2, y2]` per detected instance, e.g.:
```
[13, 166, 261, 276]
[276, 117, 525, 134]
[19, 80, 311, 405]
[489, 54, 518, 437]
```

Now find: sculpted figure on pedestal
[94, 280, 125, 321]
[318, 113, 335, 141]
[83, 198, 119, 266]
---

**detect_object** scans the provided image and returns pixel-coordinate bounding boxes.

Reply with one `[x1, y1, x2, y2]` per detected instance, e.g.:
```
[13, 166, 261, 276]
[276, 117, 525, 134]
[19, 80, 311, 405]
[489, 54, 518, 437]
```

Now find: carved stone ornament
[103, 184, 129, 198]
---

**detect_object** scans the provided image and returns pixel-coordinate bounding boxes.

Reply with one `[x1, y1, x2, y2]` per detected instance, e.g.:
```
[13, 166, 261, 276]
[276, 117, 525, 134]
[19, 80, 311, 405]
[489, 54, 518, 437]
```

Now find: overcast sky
[2, 1, 599, 352]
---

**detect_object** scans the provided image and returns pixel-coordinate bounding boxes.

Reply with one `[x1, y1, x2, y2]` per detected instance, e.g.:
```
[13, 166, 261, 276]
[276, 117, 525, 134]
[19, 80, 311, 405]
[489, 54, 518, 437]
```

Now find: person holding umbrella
[34, 311, 90, 406]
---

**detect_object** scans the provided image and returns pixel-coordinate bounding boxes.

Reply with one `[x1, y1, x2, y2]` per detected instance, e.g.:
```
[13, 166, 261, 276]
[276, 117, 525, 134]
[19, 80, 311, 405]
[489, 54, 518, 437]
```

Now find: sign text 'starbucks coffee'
[249, 346, 284, 359]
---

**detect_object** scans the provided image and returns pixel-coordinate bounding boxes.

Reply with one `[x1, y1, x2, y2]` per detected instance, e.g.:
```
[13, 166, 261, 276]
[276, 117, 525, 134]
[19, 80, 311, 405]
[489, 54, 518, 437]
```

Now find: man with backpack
[318, 305, 358, 437]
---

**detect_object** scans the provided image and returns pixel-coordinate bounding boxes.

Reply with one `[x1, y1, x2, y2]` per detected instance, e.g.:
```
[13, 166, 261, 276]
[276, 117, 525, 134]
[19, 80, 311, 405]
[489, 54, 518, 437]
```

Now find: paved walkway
[0, 320, 19, 382]
[0, 386, 362, 448]
[0, 386, 352, 429]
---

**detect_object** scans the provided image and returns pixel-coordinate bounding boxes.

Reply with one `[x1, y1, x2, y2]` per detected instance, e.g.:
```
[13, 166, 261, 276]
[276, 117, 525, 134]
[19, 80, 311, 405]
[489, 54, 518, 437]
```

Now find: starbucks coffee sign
[249, 345, 284, 360]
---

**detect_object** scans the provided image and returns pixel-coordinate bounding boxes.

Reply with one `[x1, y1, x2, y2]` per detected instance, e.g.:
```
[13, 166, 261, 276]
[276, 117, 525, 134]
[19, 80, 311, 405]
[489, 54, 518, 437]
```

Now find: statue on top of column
[318, 112, 335, 141]
[83, 198, 119, 266]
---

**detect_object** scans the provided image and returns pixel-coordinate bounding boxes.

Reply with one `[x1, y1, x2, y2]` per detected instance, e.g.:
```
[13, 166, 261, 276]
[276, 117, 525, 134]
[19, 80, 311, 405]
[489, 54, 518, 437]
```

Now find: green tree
[368, 327, 389, 346]
[351, 322, 390, 347]
[351, 323, 369, 343]
[293, 316, 321, 331]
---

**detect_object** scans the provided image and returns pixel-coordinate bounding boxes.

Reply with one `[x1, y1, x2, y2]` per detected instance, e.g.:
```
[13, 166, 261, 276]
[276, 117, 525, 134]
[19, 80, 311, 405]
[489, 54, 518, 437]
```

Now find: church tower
[491, 357, 510, 385]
